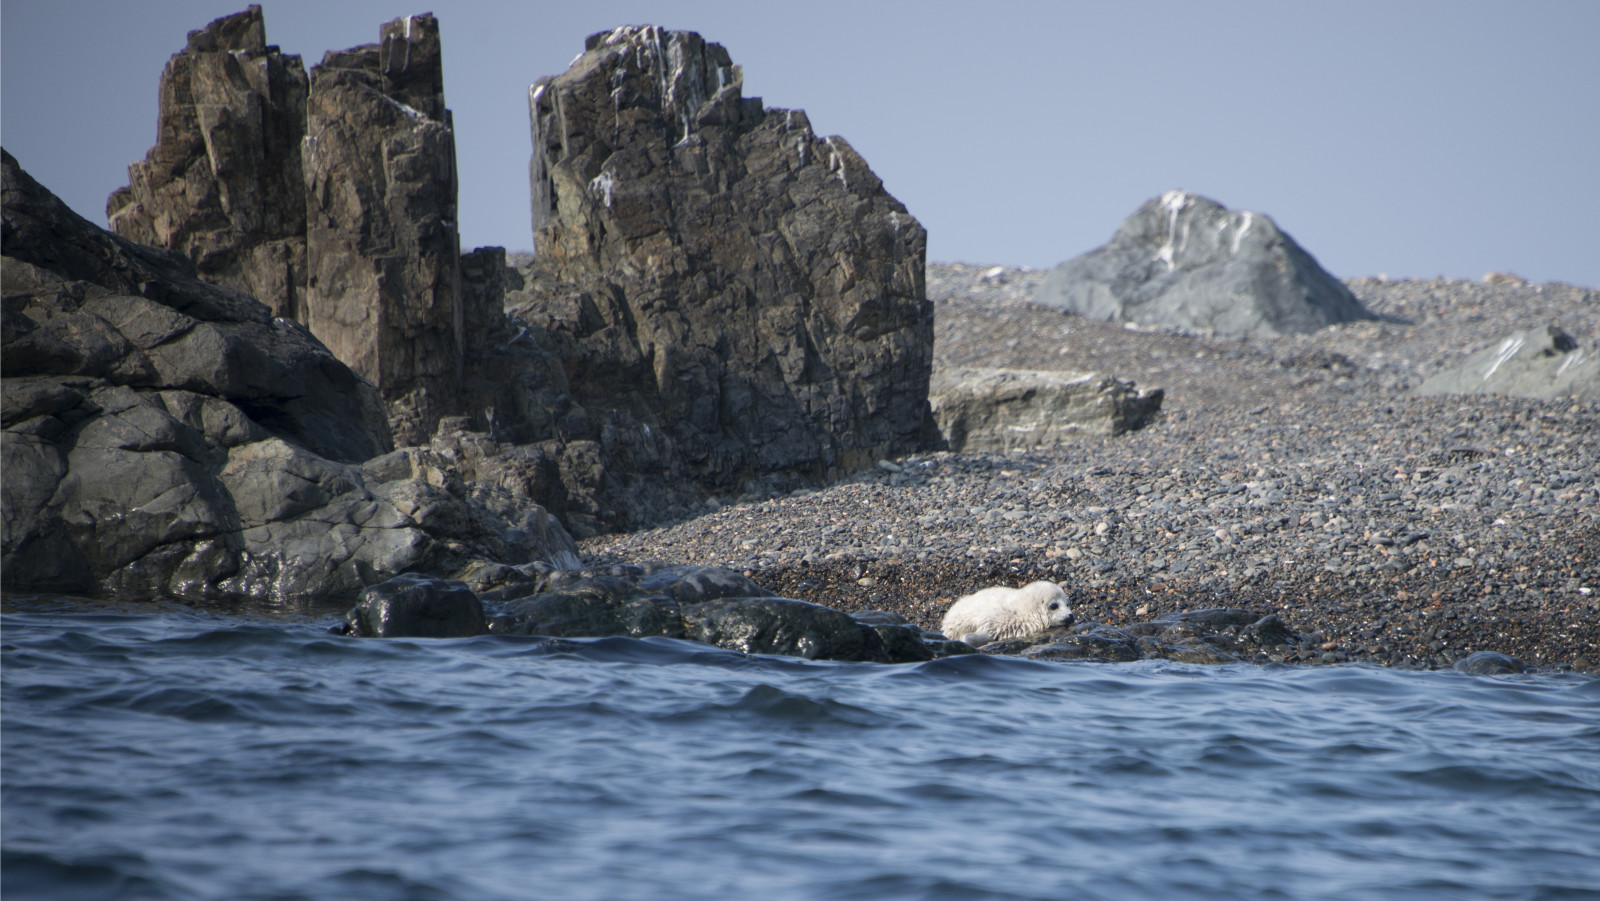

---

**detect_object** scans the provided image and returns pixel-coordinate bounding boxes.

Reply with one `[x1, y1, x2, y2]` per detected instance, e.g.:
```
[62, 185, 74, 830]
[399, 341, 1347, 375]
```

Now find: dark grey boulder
[851, 610, 974, 662]
[480, 566, 960, 663]
[1032, 191, 1373, 337]
[682, 598, 892, 662]
[1453, 651, 1529, 675]
[636, 565, 776, 603]
[340, 573, 487, 638]
[977, 611, 1288, 665]
[1415, 326, 1598, 399]
[1147, 639, 1241, 665]
[1022, 631, 1141, 662]
[2, 150, 577, 601]
[1154, 608, 1264, 629]
[1239, 614, 1296, 647]
[492, 581, 686, 640]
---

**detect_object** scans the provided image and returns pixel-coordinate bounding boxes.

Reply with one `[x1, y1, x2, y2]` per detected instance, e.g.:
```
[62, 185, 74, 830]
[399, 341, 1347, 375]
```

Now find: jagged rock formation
[302, 13, 466, 445]
[929, 368, 1163, 452]
[516, 26, 935, 532]
[110, 8, 478, 446]
[106, 6, 308, 321]
[1032, 191, 1374, 337]
[103, 14, 937, 538]
[1416, 325, 1599, 399]
[3, 151, 577, 600]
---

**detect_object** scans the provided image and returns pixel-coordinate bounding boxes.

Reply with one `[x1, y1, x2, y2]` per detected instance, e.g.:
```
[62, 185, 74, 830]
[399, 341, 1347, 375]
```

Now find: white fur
[940, 581, 1073, 646]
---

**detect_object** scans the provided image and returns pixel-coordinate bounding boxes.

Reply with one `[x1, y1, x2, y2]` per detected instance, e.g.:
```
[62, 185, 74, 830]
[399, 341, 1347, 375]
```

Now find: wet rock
[930, 367, 1163, 452]
[1033, 191, 1373, 336]
[514, 25, 935, 530]
[340, 573, 487, 638]
[852, 610, 973, 662]
[2, 151, 576, 601]
[1022, 631, 1141, 662]
[682, 598, 892, 662]
[1415, 326, 1598, 399]
[1154, 608, 1264, 629]
[1151, 640, 1241, 665]
[478, 564, 953, 662]
[1453, 651, 1529, 675]
[493, 583, 685, 640]
[107, 6, 309, 320]
[636, 565, 775, 603]
[1239, 614, 1296, 647]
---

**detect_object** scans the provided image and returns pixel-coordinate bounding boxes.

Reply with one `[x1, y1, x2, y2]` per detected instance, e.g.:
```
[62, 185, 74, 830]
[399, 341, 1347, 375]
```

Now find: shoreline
[579, 268, 1600, 672]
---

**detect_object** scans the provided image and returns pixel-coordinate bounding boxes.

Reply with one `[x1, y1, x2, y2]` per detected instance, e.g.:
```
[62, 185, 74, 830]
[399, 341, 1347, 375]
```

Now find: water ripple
[4, 608, 1599, 901]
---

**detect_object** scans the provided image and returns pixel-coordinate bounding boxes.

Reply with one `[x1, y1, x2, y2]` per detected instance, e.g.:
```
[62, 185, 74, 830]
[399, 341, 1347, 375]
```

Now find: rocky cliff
[110, 8, 479, 447]
[1033, 191, 1373, 337]
[106, 6, 308, 322]
[302, 13, 468, 446]
[4, 150, 576, 600]
[513, 26, 936, 531]
[102, 13, 937, 538]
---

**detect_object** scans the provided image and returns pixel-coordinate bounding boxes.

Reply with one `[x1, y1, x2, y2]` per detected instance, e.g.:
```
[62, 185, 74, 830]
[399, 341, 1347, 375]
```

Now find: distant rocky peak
[1034, 190, 1372, 337]
[1133, 190, 1281, 274]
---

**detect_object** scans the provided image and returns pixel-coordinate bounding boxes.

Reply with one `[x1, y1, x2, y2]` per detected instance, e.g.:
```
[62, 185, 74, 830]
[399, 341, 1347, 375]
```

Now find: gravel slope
[581, 265, 1600, 671]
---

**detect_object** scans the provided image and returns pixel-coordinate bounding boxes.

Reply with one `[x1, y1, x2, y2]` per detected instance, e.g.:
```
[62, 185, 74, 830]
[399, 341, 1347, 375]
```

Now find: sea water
[3, 600, 1598, 901]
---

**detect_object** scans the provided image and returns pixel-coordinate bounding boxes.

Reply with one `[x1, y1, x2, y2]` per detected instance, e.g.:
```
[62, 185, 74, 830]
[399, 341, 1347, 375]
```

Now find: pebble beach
[581, 265, 1600, 671]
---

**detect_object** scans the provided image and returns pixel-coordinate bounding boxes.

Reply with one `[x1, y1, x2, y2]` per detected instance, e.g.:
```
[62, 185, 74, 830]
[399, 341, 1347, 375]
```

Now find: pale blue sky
[4, 1, 1597, 286]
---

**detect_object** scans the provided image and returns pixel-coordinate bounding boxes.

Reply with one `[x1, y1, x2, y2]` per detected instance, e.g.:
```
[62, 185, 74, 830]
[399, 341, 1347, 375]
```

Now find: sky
[4, 0, 1598, 287]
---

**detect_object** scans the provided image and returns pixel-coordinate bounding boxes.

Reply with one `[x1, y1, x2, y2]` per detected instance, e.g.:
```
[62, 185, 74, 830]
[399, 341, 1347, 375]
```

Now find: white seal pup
[940, 581, 1073, 646]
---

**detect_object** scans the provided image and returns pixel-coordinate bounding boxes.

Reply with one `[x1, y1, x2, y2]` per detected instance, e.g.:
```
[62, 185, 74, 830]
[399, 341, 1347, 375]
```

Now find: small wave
[6, 608, 1600, 901]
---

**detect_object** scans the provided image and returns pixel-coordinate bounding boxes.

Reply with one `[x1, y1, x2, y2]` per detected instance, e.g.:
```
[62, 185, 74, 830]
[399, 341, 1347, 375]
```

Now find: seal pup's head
[1020, 580, 1074, 630]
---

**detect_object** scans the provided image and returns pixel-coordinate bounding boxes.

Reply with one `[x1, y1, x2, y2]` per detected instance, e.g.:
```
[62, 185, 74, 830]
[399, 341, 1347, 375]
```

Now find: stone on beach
[1415, 325, 1599, 399]
[929, 367, 1163, 452]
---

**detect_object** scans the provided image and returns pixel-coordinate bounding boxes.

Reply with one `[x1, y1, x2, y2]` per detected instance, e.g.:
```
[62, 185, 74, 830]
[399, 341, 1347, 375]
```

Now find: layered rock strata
[107, 5, 308, 321]
[930, 367, 1163, 452]
[517, 26, 936, 530]
[1033, 191, 1374, 337]
[3, 151, 577, 600]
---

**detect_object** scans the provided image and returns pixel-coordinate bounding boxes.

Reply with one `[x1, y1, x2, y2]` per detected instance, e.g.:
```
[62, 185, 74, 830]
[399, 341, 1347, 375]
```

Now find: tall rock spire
[107, 5, 309, 320]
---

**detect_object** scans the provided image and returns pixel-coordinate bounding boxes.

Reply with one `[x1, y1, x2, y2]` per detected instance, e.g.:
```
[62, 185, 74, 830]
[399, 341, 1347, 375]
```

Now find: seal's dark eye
[1048, 602, 1059, 610]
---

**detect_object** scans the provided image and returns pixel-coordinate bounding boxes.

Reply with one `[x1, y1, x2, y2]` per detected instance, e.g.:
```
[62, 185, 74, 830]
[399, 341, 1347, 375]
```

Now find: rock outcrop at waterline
[338, 566, 1319, 668]
[1033, 191, 1374, 337]
[2, 151, 578, 600]
[512, 25, 937, 530]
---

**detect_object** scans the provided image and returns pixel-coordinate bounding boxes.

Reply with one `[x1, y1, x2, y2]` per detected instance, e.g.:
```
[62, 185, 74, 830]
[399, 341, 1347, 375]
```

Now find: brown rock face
[303, 13, 463, 446]
[107, 5, 309, 321]
[519, 26, 935, 529]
